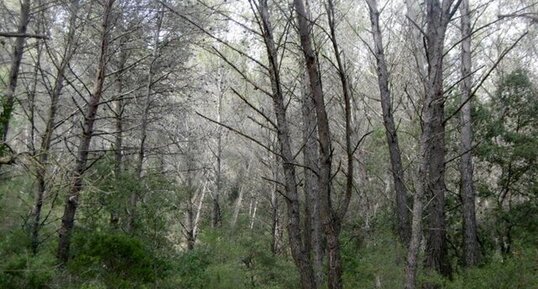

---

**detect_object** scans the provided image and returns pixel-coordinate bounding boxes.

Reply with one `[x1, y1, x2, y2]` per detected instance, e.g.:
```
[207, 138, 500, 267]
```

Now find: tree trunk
[1, 0, 31, 154]
[459, 0, 480, 267]
[186, 187, 196, 250]
[111, 39, 128, 228]
[366, 0, 410, 245]
[325, 0, 357, 286]
[129, 7, 164, 232]
[404, 174, 425, 289]
[298, 0, 347, 286]
[422, 0, 459, 281]
[212, 87, 224, 228]
[57, 0, 114, 265]
[270, 181, 280, 254]
[404, 1, 460, 286]
[32, 0, 80, 254]
[302, 65, 323, 287]
[257, 1, 316, 288]
[231, 185, 244, 228]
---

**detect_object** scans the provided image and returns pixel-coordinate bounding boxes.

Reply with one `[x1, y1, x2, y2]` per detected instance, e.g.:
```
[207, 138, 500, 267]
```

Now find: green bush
[69, 232, 161, 289]
[446, 247, 538, 289]
[0, 230, 56, 289]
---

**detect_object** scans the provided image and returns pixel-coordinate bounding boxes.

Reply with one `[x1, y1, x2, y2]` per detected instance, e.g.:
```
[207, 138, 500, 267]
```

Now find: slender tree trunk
[249, 198, 258, 230]
[270, 181, 280, 254]
[111, 44, 127, 228]
[29, 29, 43, 254]
[57, 0, 114, 264]
[316, 0, 355, 287]
[212, 88, 223, 228]
[1, 0, 31, 154]
[32, 0, 80, 254]
[459, 0, 480, 267]
[184, 148, 197, 250]
[231, 185, 244, 228]
[302, 66, 323, 287]
[366, 0, 410, 245]
[327, 1, 351, 286]
[404, 173, 425, 289]
[129, 7, 164, 232]
[257, 1, 316, 287]
[193, 181, 207, 239]
[186, 187, 196, 250]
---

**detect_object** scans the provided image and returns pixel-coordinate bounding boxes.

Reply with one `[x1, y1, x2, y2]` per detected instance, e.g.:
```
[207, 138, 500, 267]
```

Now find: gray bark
[111, 39, 128, 228]
[422, 0, 459, 281]
[459, 0, 480, 267]
[302, 66, 323, 287]
[294, 0, 345, 286]
[257, 0, 316, 287]
[212, 85, 224, 228]
[32, 0, 80, 254]
[1, 0, 31, 151]
[129, 7, 164, 232]
[405, 1, 460, 286]
[325, 0, 356, 287]
[366, 0, 410, 245]
[57, 0, 114, 264]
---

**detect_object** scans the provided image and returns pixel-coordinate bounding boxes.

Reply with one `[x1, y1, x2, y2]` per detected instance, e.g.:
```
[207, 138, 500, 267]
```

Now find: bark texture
[459, 0, 480, 267]
[405, 1, 460, 287]
[302, 67, 323, 287]
[129, 7, 164, 232]
[257, 0, 316, 287]
[294, 0, 347, 287]
[366, 0, 410, 245]
[1, 0, 31, 151]
[32, 0, 80, 254]
[422, 0, 454, 279]
[57, 0, 114, 264]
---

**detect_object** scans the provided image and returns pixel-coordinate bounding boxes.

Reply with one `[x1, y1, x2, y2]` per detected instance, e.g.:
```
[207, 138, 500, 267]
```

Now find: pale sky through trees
[0, 0, 536, 288]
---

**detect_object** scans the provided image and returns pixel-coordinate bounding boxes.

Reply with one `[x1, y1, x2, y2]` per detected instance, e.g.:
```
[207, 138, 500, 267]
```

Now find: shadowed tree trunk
[422, 0, 457, 280]
[256, 0, 316, 287]
[459, 0, 480, 267]
[129, 6, 164, 232]
[212, 83, 224, 228]
[1, 0, 31, 155]
[111, 34, 128, 228]
[405, 1, 460, 287]
[57, 0, 114, 265]
[294, 0, 345, 285]
[302, 67, 323, 286]
[31, 0, 80, 254]
[366, 0, 410, 245]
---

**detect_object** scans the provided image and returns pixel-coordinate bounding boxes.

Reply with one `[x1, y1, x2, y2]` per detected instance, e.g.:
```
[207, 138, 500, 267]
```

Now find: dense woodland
[0, 0, 537, 288]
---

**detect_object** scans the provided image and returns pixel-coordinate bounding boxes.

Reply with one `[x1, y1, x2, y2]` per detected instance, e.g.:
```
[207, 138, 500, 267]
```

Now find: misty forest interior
[0, 0, 537, 288]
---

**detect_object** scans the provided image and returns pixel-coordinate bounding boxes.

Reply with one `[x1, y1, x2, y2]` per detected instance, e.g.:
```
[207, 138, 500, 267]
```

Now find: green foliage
[342, 213, 406, 289]
[0, 230, 56, 289]
[473, 68, 538, 256]
[81, 154, 178, 247]
[192, 228, 299, 289]
[68, 231, 162, 289]
[174, 248, 212, 289]
[0, 175, 34, 229]
[446, 246, 538, 289]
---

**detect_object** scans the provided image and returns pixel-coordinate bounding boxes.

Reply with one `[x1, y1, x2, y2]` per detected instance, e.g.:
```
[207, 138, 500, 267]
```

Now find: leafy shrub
[0, 230, 56, 289]
[69, 232, 161, 289]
